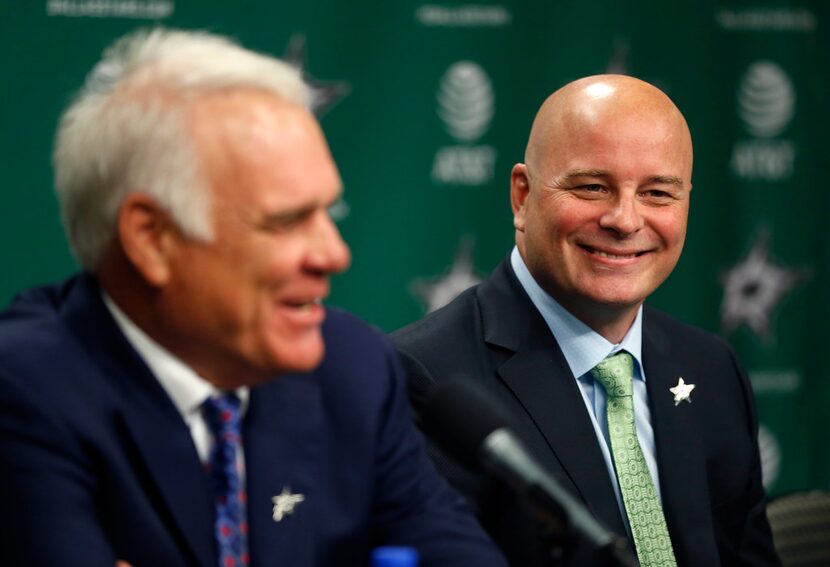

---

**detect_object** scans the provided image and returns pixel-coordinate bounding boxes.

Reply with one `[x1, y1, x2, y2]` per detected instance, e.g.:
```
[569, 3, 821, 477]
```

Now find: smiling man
[0, 29, 506, 567]
[394, 76, 780, 566]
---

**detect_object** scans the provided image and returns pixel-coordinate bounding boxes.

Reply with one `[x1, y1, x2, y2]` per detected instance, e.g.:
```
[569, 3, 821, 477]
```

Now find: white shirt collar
[101, 293, 249, 420]
[510, 246, 645, 381]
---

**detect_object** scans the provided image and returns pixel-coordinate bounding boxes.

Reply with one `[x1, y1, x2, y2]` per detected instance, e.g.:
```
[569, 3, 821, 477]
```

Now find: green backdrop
[1, 0, 827, 497]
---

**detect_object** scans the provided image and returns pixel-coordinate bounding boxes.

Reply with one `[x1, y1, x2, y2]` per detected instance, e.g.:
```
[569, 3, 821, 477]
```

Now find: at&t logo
[731, 61, 797, 181]
[431, 61, 497, 186]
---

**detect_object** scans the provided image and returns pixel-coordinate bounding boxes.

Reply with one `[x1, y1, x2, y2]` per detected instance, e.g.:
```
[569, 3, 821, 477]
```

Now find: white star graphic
[271, 487, 305, 522]
[669, 377, 695, 406]
[411, 237, 482, 313]
[721, 230, 805, 342]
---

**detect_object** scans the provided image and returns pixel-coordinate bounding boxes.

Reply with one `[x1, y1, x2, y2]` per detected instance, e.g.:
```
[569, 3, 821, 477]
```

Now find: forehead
[531, 84, 693, 183]
[190, 90, 341, 208]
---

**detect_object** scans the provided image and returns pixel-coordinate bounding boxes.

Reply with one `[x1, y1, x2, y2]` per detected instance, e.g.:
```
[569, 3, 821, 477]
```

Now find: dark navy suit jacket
[0, 274, 506, 567]
[393, 259, 780, 567]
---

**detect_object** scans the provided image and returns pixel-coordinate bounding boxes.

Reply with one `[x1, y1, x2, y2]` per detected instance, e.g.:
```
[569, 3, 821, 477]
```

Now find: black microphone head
[420, 380, 512, 468]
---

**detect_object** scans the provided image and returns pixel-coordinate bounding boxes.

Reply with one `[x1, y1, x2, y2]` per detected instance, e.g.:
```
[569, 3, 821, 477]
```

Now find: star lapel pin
[272, 487, 305, 522]
[669, 377, 695, 406]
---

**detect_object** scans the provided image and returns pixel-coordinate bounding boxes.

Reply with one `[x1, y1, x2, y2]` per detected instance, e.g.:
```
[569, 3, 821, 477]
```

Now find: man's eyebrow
[646, 175, 684, 187]
[259, 193, 343, 228]
[546, 169, 610, 186]
[259, 206, 313, 227]
[563, 168, 609, 180]
[548, 170, 684, 188]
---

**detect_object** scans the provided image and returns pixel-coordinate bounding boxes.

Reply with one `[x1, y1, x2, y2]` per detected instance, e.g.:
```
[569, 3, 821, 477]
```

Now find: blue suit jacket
[0, 274, 506, 567]
[393, 259, 780, 567]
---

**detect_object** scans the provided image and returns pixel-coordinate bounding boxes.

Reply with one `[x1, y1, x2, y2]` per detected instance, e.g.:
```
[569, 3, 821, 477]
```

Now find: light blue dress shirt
[510, 247, 661, 530]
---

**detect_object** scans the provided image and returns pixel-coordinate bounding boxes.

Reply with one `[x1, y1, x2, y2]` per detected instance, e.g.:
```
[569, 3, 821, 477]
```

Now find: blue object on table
[371, 546, 418, 567]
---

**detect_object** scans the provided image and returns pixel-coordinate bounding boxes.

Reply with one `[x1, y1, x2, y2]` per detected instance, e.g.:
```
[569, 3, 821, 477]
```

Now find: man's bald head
[525, 74, 692, 178]
[510, 74, 693, 342]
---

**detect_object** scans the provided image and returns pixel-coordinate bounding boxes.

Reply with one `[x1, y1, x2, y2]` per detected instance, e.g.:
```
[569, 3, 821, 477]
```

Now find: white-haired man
[0, 28, 506, 567]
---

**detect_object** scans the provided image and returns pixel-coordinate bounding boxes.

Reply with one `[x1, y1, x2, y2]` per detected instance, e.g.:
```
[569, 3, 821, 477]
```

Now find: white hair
[53, 27, 311, 270]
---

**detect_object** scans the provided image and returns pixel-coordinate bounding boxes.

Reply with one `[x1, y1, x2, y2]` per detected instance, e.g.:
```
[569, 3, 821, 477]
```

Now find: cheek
[652, 211, 688, 249]
[256, 249, 298, 285]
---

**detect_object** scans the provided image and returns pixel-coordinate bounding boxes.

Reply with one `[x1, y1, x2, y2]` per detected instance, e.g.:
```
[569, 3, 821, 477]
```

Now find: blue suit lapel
[61, 275, 216, 566]
[119, 404, 216, 565]
[479, 261, 628, 539]
[642, 311, 719, 566]
[244, 374, 322, 566]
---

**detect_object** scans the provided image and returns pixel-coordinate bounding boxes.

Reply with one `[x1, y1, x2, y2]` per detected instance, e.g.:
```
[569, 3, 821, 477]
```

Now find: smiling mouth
[579, 245, 647, 259]
[285, 299, 323, 311]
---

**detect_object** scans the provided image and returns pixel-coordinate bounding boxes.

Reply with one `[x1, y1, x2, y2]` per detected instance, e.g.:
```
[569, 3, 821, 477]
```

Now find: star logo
[605, 37, 630, 74]
[283, 34, 352, 222]
[411, 238, 482, 313]
[669, 378, 695, 406]
[721, 230, 806, 342]
[271, 487, 305, 522]
[283, 34, 351, 117]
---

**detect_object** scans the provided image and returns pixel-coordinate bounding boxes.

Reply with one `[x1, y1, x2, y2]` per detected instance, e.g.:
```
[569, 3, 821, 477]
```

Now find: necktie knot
[591, 351, 634, 399]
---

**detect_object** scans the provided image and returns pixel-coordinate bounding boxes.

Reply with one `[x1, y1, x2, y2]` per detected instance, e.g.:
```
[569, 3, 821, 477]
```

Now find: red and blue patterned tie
[203, 393, 249, 567]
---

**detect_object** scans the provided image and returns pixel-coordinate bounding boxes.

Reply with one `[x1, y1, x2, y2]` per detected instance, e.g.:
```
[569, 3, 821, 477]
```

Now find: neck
[559, 297, 640, 344]
[97, 253, 267, 389]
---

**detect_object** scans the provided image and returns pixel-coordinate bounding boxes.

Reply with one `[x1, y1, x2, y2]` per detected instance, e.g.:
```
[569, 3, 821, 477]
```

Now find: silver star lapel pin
[272, 487, 305, 522]
[669, 377, 695, 406]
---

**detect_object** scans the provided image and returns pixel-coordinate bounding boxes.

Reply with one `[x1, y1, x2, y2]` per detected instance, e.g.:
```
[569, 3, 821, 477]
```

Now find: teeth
[292, 299, 322, 311]
[594, 250, 636, 259]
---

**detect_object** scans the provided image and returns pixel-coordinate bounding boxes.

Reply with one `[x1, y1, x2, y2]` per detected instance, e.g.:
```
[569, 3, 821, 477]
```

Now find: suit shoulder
[318, 307, 401, 384]
[645, 306, 732, 350]
[0, 310, 76, 365]
[644, 306, 744, 382]
[322, 307, 392, 352]
[391, 285, 480, 352]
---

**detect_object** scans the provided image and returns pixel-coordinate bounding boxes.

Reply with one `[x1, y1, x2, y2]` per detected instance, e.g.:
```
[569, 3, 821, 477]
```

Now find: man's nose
[598, 194, 644, 237]
[306, 212, 351, 275]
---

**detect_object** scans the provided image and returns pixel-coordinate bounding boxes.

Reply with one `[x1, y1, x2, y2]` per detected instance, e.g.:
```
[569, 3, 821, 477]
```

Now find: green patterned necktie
[591, 351, 677, 567]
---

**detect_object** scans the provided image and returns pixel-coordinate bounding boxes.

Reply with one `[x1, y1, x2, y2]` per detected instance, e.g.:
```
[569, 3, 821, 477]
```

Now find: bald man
[393, 76, 780, 566]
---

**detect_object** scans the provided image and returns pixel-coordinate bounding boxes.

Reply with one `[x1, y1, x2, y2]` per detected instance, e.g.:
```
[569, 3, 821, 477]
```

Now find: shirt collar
[102, 293, 249, 420]
[510, 246, 644, 381]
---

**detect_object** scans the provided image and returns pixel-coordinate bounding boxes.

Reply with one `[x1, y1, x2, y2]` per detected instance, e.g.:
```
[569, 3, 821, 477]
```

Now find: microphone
[421, 380, 637, 567]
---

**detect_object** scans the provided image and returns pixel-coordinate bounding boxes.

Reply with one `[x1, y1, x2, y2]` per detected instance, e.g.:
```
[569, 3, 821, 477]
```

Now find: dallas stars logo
[411, 238, 482, 313]
[721, 230, 806, 342]
[283, 34, 351, 117]
[283, 35, 351, 222]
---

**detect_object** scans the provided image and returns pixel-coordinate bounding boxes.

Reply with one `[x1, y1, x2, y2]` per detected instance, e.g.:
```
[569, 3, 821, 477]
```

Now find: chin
[269, 339, 326, 375]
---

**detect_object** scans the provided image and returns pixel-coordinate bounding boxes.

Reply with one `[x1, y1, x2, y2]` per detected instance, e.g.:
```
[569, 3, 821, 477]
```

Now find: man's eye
[641, 189, 674, 201]
[572, 184, 607, 198]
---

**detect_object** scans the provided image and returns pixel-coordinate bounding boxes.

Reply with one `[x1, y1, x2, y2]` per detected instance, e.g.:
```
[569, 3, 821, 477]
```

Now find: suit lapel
[244, 375, 321, 566]
[642, 311, 718, 566]
[478, 261, 627, 538]
[61, 275, 216, 566]
[119, 403, 216, 565]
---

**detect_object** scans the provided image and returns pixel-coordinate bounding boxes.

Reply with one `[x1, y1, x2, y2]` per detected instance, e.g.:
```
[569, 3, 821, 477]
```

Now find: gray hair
[53, 28, 311, 269]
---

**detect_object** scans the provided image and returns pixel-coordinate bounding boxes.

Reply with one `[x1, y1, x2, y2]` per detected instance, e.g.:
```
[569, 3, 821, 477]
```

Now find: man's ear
[510, 163, 531, 232]
[117, 193, 177, 287]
